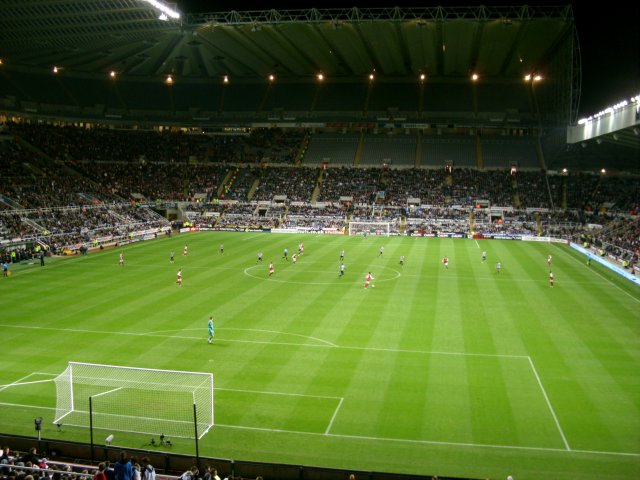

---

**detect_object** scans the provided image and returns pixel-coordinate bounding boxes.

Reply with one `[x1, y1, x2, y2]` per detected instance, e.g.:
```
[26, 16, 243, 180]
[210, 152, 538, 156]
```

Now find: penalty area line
[325, 397, 344, 434]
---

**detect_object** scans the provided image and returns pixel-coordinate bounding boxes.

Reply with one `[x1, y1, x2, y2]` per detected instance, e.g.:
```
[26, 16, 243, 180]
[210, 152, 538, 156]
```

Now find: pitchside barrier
[570, 243, 640, 285]
[0, 434, 479, 480]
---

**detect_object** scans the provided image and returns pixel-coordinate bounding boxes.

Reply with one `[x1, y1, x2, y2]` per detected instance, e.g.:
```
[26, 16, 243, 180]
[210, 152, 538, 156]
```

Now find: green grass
[1, 232, 639, 480]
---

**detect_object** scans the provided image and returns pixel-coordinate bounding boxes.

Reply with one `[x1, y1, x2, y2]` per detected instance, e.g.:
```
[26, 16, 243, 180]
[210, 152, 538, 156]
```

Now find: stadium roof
[0, 2, 576, 82]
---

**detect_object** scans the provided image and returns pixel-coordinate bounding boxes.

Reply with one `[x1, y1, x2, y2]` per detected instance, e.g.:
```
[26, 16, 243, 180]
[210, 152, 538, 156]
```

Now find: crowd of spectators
[1, 122, 637, 266]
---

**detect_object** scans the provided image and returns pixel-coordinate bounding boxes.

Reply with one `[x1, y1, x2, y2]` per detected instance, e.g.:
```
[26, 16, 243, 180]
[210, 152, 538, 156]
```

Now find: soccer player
[219, 244, 224, 255]
[257, 250, 263, 263]
[442, 256, 449, 269]
[399, 255, 404, 266]
[547, 254, 552, 268]
[482, 250, 487, 262]
[268, 262, 274, 277]
[282, 247, 289, 261]
[378, 246, 384, 257]
[207, 317, 214, 344]
[2, 261, 9, 277]
[170, 250, 174, 263]
[176, 269, 183, 286]
[292, 253, 297, 264]
[339, 262, 345, 277]
[298, 242, 303, 255]
[340, 249, 345, 261]
[183, 244, 188, 256]
[549, 271, 554, 288]
[364, 272, 375, 288]
[119, 252, 124, 267]
[496, 261, 501, 273]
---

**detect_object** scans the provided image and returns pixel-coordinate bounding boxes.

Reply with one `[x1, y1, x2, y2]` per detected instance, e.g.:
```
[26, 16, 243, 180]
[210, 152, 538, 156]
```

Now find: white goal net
[348, 221, 391, 236]
[53, 362, 214, 439]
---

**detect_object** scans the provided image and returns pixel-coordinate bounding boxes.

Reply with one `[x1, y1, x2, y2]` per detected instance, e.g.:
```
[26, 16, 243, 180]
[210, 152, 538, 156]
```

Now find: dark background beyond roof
[180, 1, 640, 119]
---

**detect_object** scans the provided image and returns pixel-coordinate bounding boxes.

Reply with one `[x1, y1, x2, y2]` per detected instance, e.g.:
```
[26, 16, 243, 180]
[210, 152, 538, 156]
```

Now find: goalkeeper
[207, 316, 214, 344]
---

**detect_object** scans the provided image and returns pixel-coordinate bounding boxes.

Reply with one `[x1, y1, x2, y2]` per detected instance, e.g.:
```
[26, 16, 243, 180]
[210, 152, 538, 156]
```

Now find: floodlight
[419, 73, 426, 81]
[368, 73, 374, 81]
[109, 70, 117, 79]
[268, 74, 275, 82]
[165, 75, 174, 85]
[533, 75, 542, 82]
[600, 168, 606, 174]
[471, 73, 479, 81]
[0, 58, 3, 65]
[524, 74, 531, 81]
[53, 66, 59, 74]
[142, 0, 180, 19]
[223, 75, 229, 84]
[317, 73, 324, 81]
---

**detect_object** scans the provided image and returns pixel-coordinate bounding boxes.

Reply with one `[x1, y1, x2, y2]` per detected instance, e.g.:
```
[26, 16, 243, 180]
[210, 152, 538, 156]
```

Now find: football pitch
[1, 232, 639, 480]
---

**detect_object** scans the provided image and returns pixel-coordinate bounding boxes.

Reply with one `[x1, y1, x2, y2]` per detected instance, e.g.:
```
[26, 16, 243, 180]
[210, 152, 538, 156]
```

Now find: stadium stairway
[247, 178, 260, 201]
[475, 133, 483, 169]
[512, 177, 522, 209]
[353, 131, 365, 165]
[295, 130, 311, 165]
[415, 131, 423, 167]
[217, 169, 233, 198]
[310, 169, 324, 202]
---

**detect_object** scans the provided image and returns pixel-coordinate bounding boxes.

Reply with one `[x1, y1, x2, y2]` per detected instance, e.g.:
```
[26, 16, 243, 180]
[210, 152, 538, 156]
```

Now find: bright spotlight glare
[142, 0, 180, 19]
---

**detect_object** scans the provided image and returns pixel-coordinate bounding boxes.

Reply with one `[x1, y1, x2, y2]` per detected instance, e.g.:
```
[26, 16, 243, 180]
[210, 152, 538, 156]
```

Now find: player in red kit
[442, 256, 449, 269]
[549, 271, 554, 288]
[176, 269, 183, 286]
[364, 272, 375, 288]
[268, 262, 274, 277]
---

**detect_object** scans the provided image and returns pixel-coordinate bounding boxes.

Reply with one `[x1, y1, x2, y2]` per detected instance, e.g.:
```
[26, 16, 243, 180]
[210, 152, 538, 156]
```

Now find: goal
[348, 221, 391, 236]
[53, 362, 214, 439]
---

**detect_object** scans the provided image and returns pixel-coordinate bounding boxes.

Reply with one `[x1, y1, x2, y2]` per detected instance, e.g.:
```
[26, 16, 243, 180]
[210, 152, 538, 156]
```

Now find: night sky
[176, 1, 640, 120]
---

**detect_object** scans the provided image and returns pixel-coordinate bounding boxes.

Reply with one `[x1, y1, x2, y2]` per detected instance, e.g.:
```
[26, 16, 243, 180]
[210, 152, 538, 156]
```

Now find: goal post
[53, 362, 214, 439]
[348, 221, 391, 236]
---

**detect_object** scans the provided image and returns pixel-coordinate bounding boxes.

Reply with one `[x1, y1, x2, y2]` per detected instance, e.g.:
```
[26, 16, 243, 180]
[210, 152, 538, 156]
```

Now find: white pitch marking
[0, 372, 39, 393]
[219, 387, 341, 400]
[0, 323, 527, 358]
[0, 399, 636, 458]
[553, 244, 640, 304]
[474, 240, 480, 248]
[148, 327, 337, 347]
[213, 423, 640, 457]
[527, 356, 571, 451]
[0, 379, 54, 389]
[325, 397, 344, 434]
[91, 387, 123, 398]
[243, 265, 402, 285]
